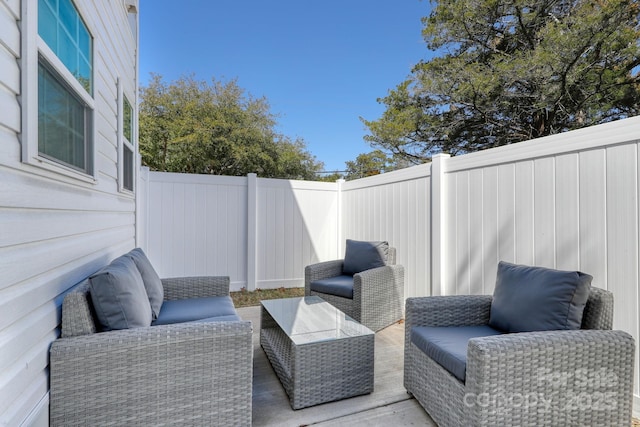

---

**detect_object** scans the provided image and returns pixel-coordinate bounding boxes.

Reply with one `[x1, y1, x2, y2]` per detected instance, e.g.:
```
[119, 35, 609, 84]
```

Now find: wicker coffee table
[260, 296, 375, 409]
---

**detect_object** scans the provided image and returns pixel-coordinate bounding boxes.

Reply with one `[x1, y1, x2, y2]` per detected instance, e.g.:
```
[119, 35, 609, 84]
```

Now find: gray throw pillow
[489, 261, 592, 333]
[342, 239, 389, 275]
[126, 248, 164, 319]
[89, 255, 153, 331]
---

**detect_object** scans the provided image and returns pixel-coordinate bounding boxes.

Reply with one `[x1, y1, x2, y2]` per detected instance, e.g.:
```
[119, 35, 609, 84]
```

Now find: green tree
[315, 172, 345, 182]
[139, 74, 324, 179]
[363, 0, 640, 161]
[345, 150, 394, 180]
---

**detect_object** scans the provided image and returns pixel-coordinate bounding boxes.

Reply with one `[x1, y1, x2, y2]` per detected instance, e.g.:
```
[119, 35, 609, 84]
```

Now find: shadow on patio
[238, 306, 435, 426]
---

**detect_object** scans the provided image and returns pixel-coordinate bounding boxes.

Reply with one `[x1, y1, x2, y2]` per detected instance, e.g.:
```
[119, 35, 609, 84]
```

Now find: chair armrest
[161, 276, 230, 300]
[50, 321, 253, 426]
[354, 264, 404, 301]
[404, 295, 492, 346]
[465, 330, 635, 425]
[405, 295, 493, 328]
[304, 260, 344, 294]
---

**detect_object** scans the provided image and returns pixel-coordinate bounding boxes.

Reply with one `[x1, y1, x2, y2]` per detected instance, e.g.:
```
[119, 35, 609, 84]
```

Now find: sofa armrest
[304, 260, 344, 294]
[60, 281, 97, 338]
[465, 330, 635, 426]
[50, 320, 253, 426]
[161, 276, 230, 300]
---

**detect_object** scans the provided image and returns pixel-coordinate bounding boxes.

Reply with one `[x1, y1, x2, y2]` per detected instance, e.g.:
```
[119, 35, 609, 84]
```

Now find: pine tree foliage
[363, 0, 640, 160]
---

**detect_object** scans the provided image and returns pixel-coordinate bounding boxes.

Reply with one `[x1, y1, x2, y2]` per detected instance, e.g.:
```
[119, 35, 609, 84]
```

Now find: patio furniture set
[49, 242, 635, 426]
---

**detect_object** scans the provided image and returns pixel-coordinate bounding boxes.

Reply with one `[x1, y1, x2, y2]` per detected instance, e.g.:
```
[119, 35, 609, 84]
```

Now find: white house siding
[0, 1, 139, 425]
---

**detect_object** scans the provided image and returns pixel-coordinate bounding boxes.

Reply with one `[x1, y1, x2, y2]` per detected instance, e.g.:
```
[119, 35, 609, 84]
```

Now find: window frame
[117, 78, 136, 194]
[21, 0, 96, 182]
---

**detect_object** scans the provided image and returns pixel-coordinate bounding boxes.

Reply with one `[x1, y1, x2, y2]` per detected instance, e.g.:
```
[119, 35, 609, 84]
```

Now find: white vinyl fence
[139, 171, 339, 291]
[139, 116, 640, 410]
[340, 164, 432, 299]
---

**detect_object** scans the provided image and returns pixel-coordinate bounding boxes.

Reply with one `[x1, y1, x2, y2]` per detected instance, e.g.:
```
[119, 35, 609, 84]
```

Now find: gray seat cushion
[89, 255, 153, 331]
[342, 239, 389, 275]
[310, 275, 354, 299]
[152, 296, 238, 326]
[125, 248, 164, 320]
[190, 314, 243, 323]
[411, 325, 503, 382]
[489, 261, 593, 333]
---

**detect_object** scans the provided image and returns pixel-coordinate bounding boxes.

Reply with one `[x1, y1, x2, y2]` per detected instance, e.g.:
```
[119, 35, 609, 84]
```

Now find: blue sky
[139, 0, 433, 172]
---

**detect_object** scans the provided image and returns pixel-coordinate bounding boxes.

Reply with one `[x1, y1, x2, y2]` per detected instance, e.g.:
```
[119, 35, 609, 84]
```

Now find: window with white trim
[119, 86, 135, 193]
[23, 0, 95, 178]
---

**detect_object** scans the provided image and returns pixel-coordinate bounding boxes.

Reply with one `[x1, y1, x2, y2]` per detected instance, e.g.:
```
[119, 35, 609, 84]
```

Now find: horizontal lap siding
[0, 1, 138, 425]
[0, 2, 19, 136]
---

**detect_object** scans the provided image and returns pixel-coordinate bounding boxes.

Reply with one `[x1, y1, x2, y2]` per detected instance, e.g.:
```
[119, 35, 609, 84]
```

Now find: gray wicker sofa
[49, 249, 253, 426]
[405, 262, 635, 427]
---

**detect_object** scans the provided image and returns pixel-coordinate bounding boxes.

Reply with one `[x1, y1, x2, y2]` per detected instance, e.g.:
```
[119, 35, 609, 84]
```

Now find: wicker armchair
[50, 276, 253, 427]
[305, 247, 404, 331]
[404, 287, 635, 427]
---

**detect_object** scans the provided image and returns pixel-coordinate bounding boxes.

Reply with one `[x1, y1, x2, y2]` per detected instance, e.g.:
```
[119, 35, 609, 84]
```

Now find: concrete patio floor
[237, 305, 436, 427]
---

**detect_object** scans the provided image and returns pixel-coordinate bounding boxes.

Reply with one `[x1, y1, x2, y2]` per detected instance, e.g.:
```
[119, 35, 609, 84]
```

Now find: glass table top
[261, 296, 374, 345]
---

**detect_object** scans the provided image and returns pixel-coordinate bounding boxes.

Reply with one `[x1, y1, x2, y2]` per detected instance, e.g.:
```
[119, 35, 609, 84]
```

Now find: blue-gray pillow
[126, 248, 164, 319]
[342, 240, 389, 275]
[89, 256, 153, 331]
[489, 261, 592, 333]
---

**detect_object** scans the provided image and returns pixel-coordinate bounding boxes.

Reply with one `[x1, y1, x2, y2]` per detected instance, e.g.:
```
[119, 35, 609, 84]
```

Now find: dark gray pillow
[126, 248, 164, 319]
[489, 261, 592, 333]
[89, 255, 153, 331]
[342, 239, 389, 275]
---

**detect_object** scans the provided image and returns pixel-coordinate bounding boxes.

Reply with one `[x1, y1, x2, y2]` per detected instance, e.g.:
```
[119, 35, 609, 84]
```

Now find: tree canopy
[363, 0, 640, 161]
[342, 150, 393, 180]
[138, 74, 323, 179]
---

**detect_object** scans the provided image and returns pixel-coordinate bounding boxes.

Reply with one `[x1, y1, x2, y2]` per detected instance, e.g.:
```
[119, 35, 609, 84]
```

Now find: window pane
[58, 27, 77, 76]
[38, 0, 93, 94]
[78, 21, 91, 57]
[76, 7, 92, 94]
[123, 96, 133, 142]
[38, 62, 88, 172]
[58, 0, 77, 39]
[78, 58, 91, 93]
[123, 145, 134, 191]
[38, 0, 57, 50]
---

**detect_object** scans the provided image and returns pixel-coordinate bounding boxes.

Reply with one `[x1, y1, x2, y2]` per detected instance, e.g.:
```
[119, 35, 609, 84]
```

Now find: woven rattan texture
[162, 276, 230, 300]
[304, 247, 404, 332]
[60, 281, 98, 338]
[260, 304, 374, 409]
[404, 288, 635, 427]
[580, 286, 613, 330]
[51, 276, 253, 426]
